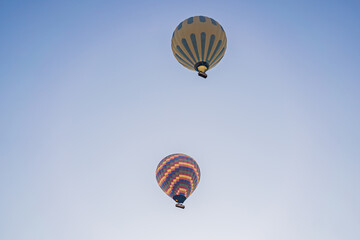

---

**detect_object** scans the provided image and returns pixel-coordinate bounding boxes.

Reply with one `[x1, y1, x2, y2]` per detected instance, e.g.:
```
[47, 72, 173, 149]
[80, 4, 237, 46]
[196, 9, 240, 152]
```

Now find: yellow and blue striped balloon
[171, 16, 227, 78]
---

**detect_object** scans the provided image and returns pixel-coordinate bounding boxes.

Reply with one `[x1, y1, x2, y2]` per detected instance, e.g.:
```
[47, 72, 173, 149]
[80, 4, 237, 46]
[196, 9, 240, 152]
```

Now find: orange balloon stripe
[165, 176, 181, 194]
[168, 174, 194, 190]
[156, 154, 181, 174]
[176, 188, 188, 196]
[159, 161, 199, 186]
[180, 162, 200, 181]
[166, 174, 194, 195]
[158, 163, 180, 185]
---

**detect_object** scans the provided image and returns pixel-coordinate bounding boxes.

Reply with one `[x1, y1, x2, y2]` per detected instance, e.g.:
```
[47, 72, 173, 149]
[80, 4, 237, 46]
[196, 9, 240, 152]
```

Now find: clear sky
[1, 1, 359, 239]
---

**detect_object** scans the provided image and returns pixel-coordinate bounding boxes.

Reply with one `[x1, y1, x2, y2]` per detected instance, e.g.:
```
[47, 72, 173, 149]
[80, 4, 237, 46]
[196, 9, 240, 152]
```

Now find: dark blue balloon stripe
[181, 38, 197, 64]
[220, 25, 225, 32]
[190, 34, 200, 63]
[187, 17, 194, 24]
[206, 34, 216, 62]
[210, 47, 225, 66]
[211, 55, 224, 68]
[210, 18, 217, 26]
[201, 32, 206, 61]
[209, 40, 222, 63]
[176, 45, 195, 65]
[175, 53, 193, 68]
[177, 22, 183, 30]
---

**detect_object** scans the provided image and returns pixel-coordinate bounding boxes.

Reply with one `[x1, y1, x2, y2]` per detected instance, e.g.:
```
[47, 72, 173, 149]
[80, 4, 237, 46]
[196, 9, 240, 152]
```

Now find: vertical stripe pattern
[171, 16, 227, 73]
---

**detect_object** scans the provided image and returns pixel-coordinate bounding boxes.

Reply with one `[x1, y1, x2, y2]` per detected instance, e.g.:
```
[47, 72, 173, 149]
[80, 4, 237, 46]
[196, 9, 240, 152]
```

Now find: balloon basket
[198, 71, 207, 78]
[175, 203, 185, 209]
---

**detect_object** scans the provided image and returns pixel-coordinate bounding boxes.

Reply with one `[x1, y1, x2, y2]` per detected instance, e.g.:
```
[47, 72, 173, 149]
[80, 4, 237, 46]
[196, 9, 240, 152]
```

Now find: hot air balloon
[171, 16, 227, 78]
[156, 153, 200, 209]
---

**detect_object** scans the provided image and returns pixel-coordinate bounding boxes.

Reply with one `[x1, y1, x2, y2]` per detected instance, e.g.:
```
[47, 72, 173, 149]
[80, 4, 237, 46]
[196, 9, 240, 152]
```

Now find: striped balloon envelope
[156, 153, 201, 209]
[171, 16, 227, 78]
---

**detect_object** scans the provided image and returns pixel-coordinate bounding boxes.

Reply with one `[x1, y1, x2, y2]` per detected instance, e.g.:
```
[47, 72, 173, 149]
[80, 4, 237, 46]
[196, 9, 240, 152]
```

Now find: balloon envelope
[171, 16, 227, 77]
[156, 154, 200, 204]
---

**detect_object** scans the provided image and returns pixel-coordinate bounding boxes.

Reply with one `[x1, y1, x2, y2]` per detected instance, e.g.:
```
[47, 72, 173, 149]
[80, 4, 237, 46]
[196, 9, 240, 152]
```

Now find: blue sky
[1, 1, 359, 239]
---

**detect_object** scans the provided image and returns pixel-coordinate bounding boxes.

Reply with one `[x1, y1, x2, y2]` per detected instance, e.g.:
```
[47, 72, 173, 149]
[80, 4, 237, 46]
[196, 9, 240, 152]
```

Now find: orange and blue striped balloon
[156, 154, 200, 206]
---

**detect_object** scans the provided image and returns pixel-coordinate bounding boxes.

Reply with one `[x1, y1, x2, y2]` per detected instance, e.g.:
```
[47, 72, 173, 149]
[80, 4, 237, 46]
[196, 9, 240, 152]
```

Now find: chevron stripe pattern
[156, 154, 200, 200]
[171, 16, 227, 71]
